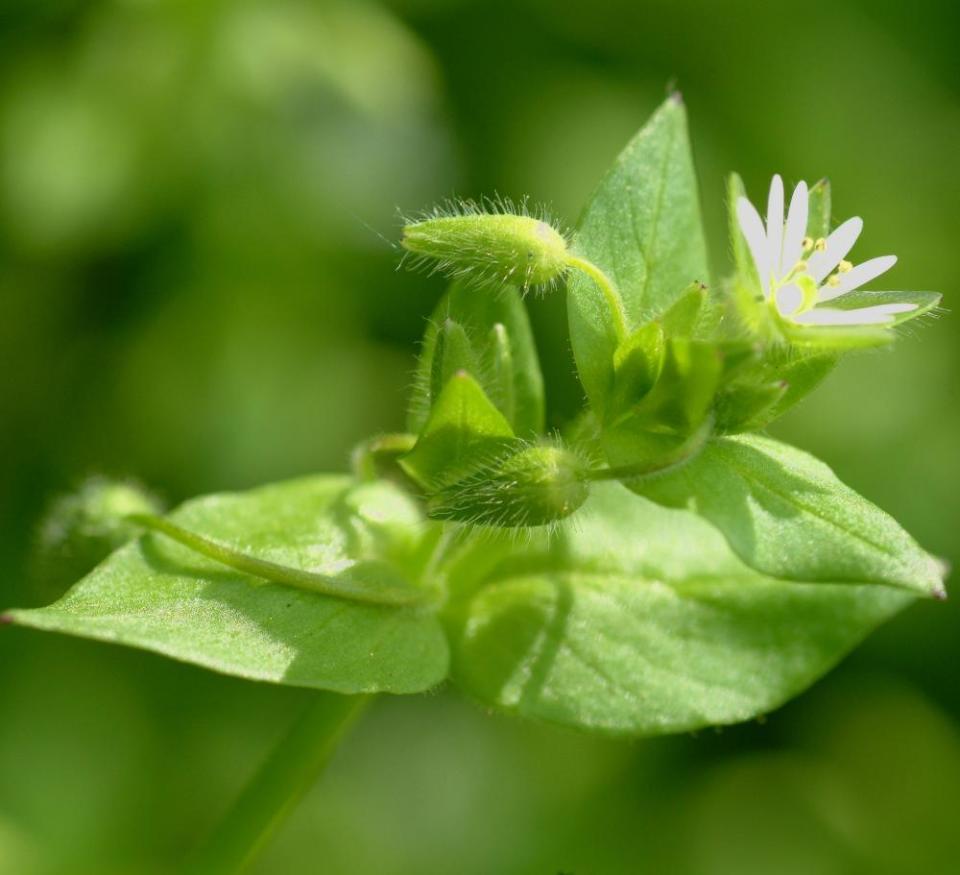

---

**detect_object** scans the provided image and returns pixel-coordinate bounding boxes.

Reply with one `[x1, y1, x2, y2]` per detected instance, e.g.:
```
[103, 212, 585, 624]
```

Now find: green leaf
[6, 476, 449, 694]
[446, 482, 914, 736]
[408, 280, 544, 436]
[400, 371, 516, 490]
[636, 433, 945, 597]
[568, 96, 709, 413]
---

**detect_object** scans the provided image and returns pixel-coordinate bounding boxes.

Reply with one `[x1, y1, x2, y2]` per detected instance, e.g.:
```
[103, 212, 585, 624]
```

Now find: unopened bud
[40, 477, 162, 558]
[402, 208, 569, 289]
[427, 444, 588, 528]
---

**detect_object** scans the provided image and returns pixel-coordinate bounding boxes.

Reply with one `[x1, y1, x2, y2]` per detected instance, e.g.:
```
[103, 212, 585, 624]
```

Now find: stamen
[801, 236, 814, 253]
[814, 238, 827, 252]
[826, 274, 841, 287]
[838, 259, 853, 273]
[792, 260, 808, 274]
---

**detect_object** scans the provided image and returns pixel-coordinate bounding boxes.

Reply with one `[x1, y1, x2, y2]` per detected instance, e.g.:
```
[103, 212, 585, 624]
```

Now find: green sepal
[608, 323, 666, 422]
[806, 177, 831, 240]
[780, 320, 894, 350]
[486, 323, 516, 428]
[429, 319, 479, 406]
[727, 173, 761, 299]
[602, 338, 720, 471]
[627, 338, 722, 434]
[714, 380, 788, 433]
[400, 371, 516, 491]
[660, 281, 709, 338]
[408, 280, 544, 436]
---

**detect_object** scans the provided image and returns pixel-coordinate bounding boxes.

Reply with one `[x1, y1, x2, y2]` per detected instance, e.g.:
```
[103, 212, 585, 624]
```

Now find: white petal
[737, 196, 770, 295]
[775, 283, 803, 316]
[817, 255, 897, 300]
[792, 303, 914, 325]
[780, 181, 808, 274]
[806, 217, 863, 282]
[873, 302, 918, 314]
[766, 175, 784, 277]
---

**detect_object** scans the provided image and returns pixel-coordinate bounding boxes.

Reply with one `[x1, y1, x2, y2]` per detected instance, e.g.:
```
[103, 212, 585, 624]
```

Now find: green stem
[351, 432, 418, 481]
[187, 693, 370, 875]
[126, 513, 424, 607]
[565, 255, 628, 340]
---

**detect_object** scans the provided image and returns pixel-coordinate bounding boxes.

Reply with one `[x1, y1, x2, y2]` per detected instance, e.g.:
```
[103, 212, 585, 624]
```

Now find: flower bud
[40, 477, 162, 558]
[427, 443, 589, 528]
[402, 208, 569, 289]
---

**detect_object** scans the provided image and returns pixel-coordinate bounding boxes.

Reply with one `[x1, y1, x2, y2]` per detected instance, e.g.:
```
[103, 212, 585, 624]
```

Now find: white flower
[737, 175, 917, 326]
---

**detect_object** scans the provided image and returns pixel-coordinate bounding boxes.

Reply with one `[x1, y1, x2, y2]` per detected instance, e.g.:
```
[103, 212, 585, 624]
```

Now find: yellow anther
[827, 274, 841, 287]
[814, 238, 827, 252]
[792, 260, 808, 274]
[838, 259, 853, 273]
[801, 236, 814, 253]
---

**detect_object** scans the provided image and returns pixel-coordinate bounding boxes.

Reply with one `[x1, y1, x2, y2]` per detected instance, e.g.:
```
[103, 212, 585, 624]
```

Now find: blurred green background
[1, 0, 958, 872]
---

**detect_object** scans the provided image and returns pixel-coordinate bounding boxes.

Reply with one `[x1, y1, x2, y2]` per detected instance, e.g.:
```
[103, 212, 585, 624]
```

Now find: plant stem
[126, 513, 424, 607]
[187, 693, 371, 875]
[565, 255, 628, 340]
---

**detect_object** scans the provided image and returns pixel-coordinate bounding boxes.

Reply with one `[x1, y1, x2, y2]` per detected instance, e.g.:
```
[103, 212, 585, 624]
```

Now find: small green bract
[6, 97, 946, 736]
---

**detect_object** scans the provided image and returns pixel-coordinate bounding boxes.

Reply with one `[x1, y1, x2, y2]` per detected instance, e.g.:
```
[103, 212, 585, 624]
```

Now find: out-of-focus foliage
[0, 0, 957, 872]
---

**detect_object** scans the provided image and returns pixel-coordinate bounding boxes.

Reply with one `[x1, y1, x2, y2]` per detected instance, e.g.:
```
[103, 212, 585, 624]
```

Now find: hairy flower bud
[41, 477, 162, 556]
[402, 206, 570, 290]
[426, 443, 588, 528]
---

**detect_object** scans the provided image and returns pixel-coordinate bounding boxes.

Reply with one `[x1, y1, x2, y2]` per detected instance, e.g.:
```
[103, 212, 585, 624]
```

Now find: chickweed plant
[4, 96, 946, 874]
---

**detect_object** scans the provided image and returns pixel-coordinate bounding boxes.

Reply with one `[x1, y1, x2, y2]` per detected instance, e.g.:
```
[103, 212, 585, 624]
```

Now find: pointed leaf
[446, 482, 913, 735]
[408, 280, 544, 435]
[429, 319, 480, 406]
[400, 371, 516, 490]
[636, 434, 945, 597]
[568, 96, 709, 413]
[7, 477, 449, 694]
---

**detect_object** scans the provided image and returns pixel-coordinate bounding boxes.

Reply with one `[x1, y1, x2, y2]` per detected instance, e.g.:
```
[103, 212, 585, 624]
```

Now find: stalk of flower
[736, 174, 926, 329]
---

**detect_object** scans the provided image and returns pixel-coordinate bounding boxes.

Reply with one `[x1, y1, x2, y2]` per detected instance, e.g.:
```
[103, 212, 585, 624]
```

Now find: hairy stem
[566, 255, 628, 340]
[186, 693, 370, 875]
[126, 513, 425, 607]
